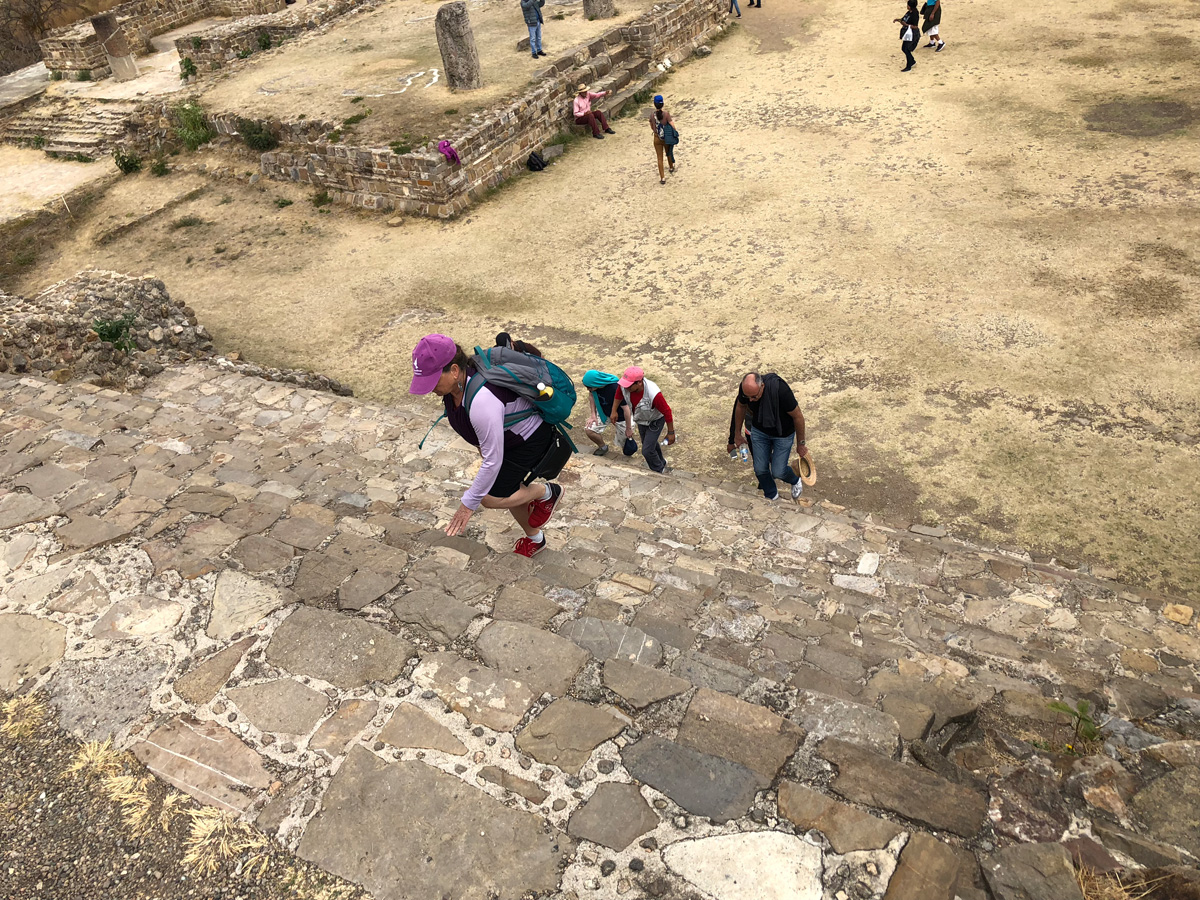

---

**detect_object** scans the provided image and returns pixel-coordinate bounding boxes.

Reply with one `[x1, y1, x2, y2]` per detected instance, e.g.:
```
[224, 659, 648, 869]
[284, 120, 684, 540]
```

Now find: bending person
[582, 369, 628, 456]
[410, 334, 564, 557]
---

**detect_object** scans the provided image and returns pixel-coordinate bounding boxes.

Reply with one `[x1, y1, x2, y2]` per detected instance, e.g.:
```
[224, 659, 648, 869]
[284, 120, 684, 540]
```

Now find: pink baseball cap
[409, 334, 458, 395]
[617, 365, 644, 388]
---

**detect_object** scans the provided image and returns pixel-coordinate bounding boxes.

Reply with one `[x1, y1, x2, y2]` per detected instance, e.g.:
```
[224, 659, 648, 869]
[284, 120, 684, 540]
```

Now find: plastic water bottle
[660, 439, 669, 447]
[739, 446, 749, 462]
[536, 382, 554, 400]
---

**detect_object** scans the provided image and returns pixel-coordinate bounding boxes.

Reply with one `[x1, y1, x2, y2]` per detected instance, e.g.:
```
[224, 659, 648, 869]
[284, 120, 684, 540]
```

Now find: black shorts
[489, 422, 556, 498]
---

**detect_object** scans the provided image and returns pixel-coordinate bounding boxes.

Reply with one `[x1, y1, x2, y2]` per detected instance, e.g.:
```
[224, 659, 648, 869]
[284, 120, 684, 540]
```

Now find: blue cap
[653, 94, 663, 104]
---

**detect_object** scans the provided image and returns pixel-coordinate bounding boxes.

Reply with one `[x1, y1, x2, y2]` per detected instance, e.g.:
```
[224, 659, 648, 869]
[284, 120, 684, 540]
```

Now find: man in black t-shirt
[732, 372, 809, 501]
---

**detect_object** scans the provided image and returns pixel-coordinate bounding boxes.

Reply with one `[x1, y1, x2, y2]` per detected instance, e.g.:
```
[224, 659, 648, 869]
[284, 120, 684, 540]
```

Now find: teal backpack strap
[417, 411, 446, 450]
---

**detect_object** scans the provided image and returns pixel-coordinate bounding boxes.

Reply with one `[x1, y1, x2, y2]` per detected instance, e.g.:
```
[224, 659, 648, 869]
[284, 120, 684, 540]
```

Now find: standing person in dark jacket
[521, 0, 546, 59]
[894, 0, 920, 72]
[731, 372, 809, 501]
[921, 0, 945, 51]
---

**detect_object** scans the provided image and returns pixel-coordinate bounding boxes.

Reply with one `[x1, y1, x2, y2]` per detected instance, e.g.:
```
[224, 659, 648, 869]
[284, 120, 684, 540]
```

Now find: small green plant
[179, 56, 198, 80]
[237, 48, 253, 59]
[49, 69, 63, 81]
[389, 140, 412, 155]
[218, 194, 232, 205]
[343, 111, 369, 126]
[150, 155, 169, 176]
[327, 129, 342, 143]
[349, 96, 364, 104]
[274, 198, 292, 208]
[236, 117, 278, 152]
[171, 214, 204, 229]
[112, 147, 142, 174]
[174, 101, 214, 151]
[256, 31, 272, 51]
[1047, 699, 1101, 752]
[23, 134, 46, 150]
[92, 314, 136, 352]
[311, 189, 331, 207]
[75, 69, 92, 81]
[191, 35, 203, 50]
[444, 108, 458, 115]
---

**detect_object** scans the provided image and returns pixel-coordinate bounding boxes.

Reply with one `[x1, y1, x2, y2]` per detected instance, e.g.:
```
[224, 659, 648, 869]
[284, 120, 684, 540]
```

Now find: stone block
[778, 782, 902, 854]
[676, 688, 804, 787]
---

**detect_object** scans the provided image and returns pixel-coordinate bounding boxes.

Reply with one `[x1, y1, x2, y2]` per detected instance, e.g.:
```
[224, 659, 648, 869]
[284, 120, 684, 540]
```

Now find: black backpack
[526, 150, 546, 172]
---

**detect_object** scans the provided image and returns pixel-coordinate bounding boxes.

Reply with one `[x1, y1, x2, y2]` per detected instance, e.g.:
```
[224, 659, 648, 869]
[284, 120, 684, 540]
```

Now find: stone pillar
[435, 2, 481, 91]
[583, 0, 615, 19]
[90, 14, 139, 82]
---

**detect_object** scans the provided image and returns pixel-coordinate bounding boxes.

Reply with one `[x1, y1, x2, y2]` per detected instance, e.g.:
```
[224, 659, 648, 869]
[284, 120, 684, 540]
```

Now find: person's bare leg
[480, 485, 545, 537]
[585, 428, 607, 450]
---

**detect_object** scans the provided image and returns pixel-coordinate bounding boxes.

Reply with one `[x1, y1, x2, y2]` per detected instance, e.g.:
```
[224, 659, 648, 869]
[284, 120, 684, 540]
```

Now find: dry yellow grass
[1077, 867, 1169, 900]
[0, 695, 48, 740]
[183, 806, 271, 878]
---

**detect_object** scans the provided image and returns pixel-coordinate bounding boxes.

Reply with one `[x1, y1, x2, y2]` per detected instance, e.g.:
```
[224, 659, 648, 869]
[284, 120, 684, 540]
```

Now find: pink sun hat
[617, 365, 644, 388]
[409, 334, 457, 395]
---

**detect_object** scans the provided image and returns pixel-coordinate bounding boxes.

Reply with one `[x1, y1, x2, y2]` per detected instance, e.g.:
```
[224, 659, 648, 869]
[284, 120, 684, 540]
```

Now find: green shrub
[327, 129, 342, 143]
[92, 314, 136, 352]
[274, 198, 293, 208]
[237, 48, 253, 59]
[49, 70, 63, 81]
[444, 108, 458, 115]
[75, 69, 92, 81]
[174, 101, 214, 151]
[171, 215, 204, 229]
[343, 111, 369, 126]
[25, 135, 46, 150]
[150, 156, 169, 176]
[191, 35, 203, 50]
[311, 189, 331, 207]
[112, 147, 142, 174]
[349, 96, 364, 104]
[257, 31, 272, 51]
[179, 56, 198, 80]
[236, 117, 278, 152]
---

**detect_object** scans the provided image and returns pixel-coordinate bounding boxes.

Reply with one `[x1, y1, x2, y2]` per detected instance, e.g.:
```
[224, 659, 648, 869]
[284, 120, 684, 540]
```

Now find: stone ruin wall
[249, 0, 728, 217]
[38, 0, 286, 77]
[0, 271, 351, 394]
[174, 0, 371, 73]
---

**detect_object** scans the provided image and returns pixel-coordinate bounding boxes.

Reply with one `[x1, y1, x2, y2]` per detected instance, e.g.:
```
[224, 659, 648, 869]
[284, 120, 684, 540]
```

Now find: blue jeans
[729, 0, 740, 12]
[749, 427, 799, 499]
[527, 22, 542, 55]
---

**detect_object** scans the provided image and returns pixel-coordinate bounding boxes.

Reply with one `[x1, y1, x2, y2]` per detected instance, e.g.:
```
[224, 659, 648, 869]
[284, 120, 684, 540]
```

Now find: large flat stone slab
[476, 621, 589, 697]
[55, 515, 132, 553]
[602, 659, 690, 708]
[791, 690, 901, 757]
[208, 570, 290, 640]
[671, 650, 754, 695]
[391, 589, 480, 643]
[516, 698, 626, 773]
[49, 648, 169, 740]
[227, 678, 329, 735]
[479, 765, 548, 804]
[310, 698, 378, 756]
[676, 688, 805, 787]
[778, 782, 903, 854]
[133, 717, 272, 814]
[559, 617, 662, 666]
[265, 607, 415, 690]
[378, 702, 467, 755]
[91, 594, 182, 640]
[622, 735, 760, 823]
[1130, 766, 1200, 857]
[663, 832, 823, 900]
[819, 738, 987, 837]
[404, 561, 498, 604]
[492, 584, 560, 626]
[299, 746, 571, 900]
[568, 782, 659, 850]
[174, 637, 255, 705]
[0, 614, 66, 690]
[412, 652, 534, 732]
[0, 492, 59, 529]
[981, 842, 1085, 900]
[884, 832, 973, 900]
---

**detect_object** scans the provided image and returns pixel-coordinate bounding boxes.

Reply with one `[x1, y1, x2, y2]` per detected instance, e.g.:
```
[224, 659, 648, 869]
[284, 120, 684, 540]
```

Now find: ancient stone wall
[247, 0, 727, 216]
[39, 0, 287, 77]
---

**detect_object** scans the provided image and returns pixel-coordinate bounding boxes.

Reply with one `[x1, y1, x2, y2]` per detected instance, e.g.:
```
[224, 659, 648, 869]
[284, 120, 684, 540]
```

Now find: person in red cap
[410, 334, 564, 557]
[611, 365, 674, 473]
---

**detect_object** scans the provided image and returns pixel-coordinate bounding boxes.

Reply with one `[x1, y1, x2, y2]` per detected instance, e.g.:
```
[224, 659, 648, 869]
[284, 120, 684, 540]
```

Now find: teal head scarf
[582, 370, 620, 423]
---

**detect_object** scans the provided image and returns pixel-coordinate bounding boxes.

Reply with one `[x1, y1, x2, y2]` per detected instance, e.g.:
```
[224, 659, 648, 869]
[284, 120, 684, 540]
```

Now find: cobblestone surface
[1, 363, 1198, 899]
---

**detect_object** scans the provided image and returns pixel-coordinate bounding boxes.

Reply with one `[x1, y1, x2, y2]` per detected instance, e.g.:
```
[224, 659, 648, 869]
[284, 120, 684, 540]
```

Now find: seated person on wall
[574, 83, 616, 140]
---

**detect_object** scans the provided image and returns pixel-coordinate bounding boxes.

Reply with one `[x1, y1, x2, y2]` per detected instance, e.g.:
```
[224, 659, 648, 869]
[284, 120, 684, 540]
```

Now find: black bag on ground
[527, 150, 547, 171]
[523, 428, 573, 484]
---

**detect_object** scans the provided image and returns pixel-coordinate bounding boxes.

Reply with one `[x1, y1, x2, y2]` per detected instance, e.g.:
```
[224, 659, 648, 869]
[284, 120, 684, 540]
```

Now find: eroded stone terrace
[1, 363, 1198, 900]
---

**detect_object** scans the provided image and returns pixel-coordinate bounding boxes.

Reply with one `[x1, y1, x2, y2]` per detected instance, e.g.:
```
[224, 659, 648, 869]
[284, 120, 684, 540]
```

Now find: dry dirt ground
[10, 0, 1200, 595]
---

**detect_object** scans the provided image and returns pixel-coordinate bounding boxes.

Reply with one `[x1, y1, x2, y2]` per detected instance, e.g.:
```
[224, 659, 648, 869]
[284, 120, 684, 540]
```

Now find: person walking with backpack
[521, 0, 546, 59]
[649, 95, 679, 185]
[894, 0, 921, 72]
[613, 366, 675, 474]
[410, 334, 564, 558]
[731, 372, 810, 502]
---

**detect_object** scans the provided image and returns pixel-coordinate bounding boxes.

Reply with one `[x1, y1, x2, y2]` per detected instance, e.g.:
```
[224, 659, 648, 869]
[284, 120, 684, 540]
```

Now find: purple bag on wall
[437, 140, 461, 165]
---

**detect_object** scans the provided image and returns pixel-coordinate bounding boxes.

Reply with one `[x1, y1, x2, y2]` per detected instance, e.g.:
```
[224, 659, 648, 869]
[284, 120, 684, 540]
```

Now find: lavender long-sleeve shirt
[458, 377, 542, 510]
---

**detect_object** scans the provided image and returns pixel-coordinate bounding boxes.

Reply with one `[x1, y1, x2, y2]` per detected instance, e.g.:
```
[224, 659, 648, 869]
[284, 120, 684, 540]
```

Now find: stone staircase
[0, 97, 140, 158]
[1, 363, 1198, 900]
[556, 42, 664, 135]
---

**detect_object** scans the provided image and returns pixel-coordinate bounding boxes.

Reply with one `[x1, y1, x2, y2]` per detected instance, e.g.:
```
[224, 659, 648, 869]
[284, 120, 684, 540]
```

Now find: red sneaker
[513, 536, 546, 558]
[527, 483, 563, 529]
